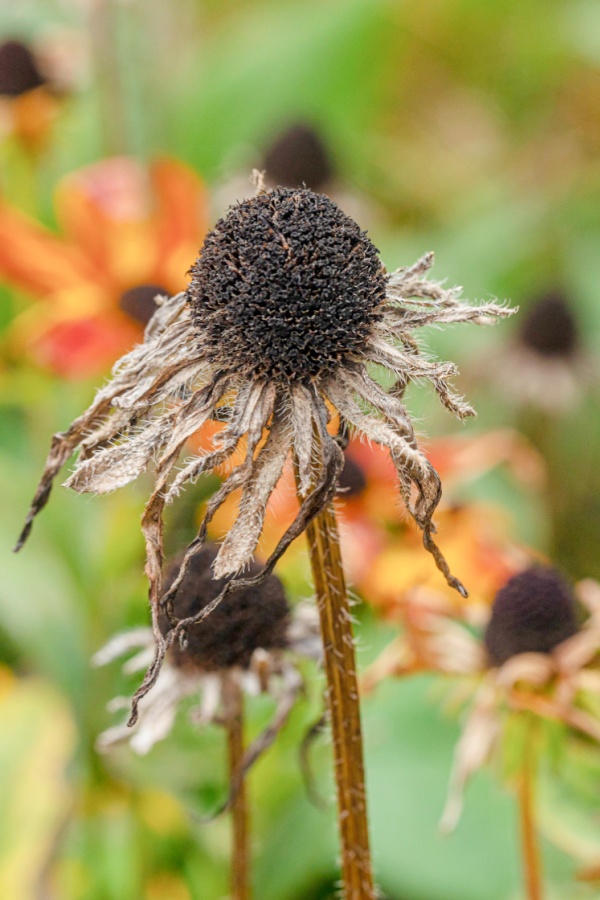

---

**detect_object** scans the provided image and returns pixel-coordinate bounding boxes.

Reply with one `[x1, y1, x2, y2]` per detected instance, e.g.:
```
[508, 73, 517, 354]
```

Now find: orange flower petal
[0, 201, 94, 296]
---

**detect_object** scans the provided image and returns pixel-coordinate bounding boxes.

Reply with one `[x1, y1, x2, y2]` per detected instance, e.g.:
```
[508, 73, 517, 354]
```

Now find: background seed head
[484, 566, 579, 665]
[519, 291, 579, 358]
[160, 545, 291, 672]
[187, 188, 386, 382]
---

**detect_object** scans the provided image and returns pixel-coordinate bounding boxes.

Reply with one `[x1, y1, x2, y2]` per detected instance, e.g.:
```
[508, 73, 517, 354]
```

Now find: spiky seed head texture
[484, 566, 579, 665]
[187, 188, 386, 382]
[160, 545, 290, 672]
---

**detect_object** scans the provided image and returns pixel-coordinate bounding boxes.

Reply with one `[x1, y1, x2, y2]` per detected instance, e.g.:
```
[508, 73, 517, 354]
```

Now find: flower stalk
[223, 675, 252, 900]
[300, 482, 374, 899]
[517, 721, 543, 900]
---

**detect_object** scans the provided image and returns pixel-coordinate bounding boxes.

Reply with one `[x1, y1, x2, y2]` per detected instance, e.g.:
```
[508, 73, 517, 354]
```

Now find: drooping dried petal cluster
[95, 544, 319, 762]
[16, 186, 512, 715]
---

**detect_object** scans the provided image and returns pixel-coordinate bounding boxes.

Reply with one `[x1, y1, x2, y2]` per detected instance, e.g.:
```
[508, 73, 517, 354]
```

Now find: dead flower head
[94, 544, 320, 786]
[439, 567, 600, 831]
[17, 184, 511, 715]
[492, 289, 594, 413]
[363, 566, 600, 830]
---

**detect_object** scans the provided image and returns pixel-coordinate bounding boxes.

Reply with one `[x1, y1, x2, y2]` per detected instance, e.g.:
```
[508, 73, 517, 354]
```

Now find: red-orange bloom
[0, 156, 208, 377]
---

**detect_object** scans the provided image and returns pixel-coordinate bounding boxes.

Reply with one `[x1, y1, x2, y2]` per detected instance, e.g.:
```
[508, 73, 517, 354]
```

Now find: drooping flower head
[95, 545, 319, 775]
[17, 183, 512, 715]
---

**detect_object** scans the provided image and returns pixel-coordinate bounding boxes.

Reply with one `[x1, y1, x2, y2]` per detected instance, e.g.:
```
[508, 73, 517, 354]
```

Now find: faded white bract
[93, 601, 320, 767]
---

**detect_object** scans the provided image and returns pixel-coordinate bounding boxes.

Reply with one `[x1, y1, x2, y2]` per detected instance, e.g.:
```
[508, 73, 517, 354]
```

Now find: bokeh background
[1, 1, 600, 898]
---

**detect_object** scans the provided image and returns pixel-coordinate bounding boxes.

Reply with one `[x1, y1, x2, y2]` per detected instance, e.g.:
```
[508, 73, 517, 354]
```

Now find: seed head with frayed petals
[363, 565, 600, 832]
[94, 544, 319, 787]
[16, 183, 513, 718]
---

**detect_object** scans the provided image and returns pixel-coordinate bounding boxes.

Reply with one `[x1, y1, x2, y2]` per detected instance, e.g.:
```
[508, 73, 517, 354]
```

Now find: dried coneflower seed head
[0, 40, 46, 97]
[187, 188, 386, 382]
[519, 291, 579, 358]
[119, 283, 167, 326]
[160, 545, 290, 672]
[263, 122, 333, 191]
[484, 566, 579, 666]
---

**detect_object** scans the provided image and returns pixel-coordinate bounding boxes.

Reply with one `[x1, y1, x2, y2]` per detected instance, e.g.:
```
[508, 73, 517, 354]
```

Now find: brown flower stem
[517, 722, 543, 900]
[223, 676, 252, 900]
[302, 498, 375, 899]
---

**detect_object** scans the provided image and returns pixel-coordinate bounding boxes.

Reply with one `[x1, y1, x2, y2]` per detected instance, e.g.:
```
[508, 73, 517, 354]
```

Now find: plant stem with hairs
[300, 483, 375, 899]
[223, 676, 251, 900]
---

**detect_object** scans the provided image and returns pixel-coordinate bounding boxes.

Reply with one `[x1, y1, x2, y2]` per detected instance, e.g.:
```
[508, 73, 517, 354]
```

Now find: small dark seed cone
[337, 456, 367, 498]
[519, 291, 579, 358]
[160, 545, 290, 671]
[263, 122, 334, 192]
[0, 40, 46, 97]
[484, 566, 579, 666]
[119, 284, 167, 326]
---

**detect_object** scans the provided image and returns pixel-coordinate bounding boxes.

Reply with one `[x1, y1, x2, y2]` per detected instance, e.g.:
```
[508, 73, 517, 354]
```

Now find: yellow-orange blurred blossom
[0, 156, 208, 377]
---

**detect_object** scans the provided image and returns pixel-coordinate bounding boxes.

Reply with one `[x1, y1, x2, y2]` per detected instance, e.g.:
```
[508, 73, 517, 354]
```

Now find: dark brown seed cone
[263, 122, 333, 191]
[119, 284, 167, 326]
[519, 291, 579, 358]
[336, 455, 367, 498]
[484, 566, 579, 666]
[0, 40, 46, 97]
[187, 188, 386, 383]
[160, 545, 290, 671]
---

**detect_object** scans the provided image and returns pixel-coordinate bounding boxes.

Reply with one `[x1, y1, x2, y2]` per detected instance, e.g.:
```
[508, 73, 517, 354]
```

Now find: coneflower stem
[517, 721, 543, 900]
[223, 676, 251, 900]
[303, 499, 375, 899]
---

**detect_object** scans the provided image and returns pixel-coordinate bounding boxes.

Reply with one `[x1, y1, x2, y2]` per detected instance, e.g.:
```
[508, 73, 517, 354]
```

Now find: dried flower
[365, 565, 600, 832]
[94, 544, 320, 761]
[489, 289, 594, 413]
[17, 184, 511, 714]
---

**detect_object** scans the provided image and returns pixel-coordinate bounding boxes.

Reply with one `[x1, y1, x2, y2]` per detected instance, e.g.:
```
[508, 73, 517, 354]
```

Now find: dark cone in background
[263, 122, 334, 192]
[337, 456, 367, 498]
[484, 566, 579, 666]
[119, 284, 167, 326]
[519, 291, 579, 358]
[0, 40, 46, 97]
[160, 545, 290, 671]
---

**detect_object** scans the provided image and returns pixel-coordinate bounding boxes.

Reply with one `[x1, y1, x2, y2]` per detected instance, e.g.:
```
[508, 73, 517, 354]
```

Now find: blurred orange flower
[0, 156, 207, 377]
